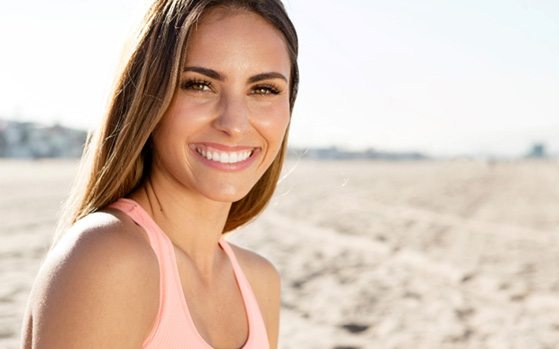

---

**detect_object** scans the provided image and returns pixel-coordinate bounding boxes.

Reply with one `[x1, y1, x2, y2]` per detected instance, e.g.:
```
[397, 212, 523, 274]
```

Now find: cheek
[252, 102, 290, 147]
[157, 99, 213, 137]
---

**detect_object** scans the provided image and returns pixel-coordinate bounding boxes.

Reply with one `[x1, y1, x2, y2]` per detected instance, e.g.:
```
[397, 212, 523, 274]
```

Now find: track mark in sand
[289, 262, 370, 290]
[340, 323, 370, 334]
[333, 346, 361, 349]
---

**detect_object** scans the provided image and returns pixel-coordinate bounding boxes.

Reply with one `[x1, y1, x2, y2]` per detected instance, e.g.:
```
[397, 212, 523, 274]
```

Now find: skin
[21, 7, 289, 349]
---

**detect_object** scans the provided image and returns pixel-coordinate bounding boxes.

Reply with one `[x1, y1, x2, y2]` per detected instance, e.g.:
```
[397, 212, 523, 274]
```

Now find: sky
[0, 0, 558, 157]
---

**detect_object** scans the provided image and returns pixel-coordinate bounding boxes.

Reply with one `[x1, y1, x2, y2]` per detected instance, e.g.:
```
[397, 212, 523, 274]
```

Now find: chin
[199, 183, 254, 204]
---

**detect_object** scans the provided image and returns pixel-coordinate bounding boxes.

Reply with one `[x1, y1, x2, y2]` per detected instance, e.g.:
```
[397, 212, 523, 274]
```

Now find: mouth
[189, 143, 259, 165]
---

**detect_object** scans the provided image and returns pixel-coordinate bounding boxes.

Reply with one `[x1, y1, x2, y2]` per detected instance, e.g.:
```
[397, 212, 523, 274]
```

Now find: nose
[213, 93, 250, 137]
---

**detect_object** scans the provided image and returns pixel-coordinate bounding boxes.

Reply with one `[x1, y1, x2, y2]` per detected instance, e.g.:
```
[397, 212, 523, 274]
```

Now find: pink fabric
[109, 198, 270, 349]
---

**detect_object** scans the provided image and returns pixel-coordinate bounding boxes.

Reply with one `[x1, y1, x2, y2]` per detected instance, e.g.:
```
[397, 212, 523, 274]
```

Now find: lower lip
[190, 147, 260, 171]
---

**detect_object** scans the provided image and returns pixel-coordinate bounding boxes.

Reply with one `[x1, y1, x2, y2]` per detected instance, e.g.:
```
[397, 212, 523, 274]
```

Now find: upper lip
[190, 142, 258, 151]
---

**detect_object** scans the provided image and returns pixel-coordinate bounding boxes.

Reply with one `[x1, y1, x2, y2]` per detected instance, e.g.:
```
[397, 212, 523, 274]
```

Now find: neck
[129, 171, 231, 278]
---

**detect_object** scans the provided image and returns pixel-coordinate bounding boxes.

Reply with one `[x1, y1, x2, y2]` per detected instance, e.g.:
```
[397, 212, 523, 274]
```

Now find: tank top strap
[218, 238, 255, 302]
[218, 238, 270, 347]
[108, 197, 189, 347]
[108, 198, 172, 258]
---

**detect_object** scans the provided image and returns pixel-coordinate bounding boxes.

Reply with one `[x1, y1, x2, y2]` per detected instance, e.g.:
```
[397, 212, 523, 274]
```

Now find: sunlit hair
[50, 0, 298, 249]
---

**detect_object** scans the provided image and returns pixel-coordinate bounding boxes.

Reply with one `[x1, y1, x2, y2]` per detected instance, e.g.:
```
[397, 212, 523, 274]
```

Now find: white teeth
[195, 147, 253, 164]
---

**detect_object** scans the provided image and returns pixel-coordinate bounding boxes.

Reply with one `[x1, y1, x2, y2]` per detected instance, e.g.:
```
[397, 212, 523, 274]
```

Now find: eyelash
[251, 84, 281, 95]
[180, 79, 213, 92]
[180, 79, 282, 95]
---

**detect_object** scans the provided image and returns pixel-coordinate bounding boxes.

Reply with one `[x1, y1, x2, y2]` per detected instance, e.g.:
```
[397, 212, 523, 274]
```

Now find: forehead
[183, 7, 291, 78]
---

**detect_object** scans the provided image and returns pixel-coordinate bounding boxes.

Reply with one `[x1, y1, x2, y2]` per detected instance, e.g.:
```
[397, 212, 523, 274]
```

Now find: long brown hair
[50, 0, 298, 248]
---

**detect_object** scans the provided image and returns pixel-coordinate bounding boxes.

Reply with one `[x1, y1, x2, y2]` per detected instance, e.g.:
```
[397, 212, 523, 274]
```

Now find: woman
[20, 0, 298, 348]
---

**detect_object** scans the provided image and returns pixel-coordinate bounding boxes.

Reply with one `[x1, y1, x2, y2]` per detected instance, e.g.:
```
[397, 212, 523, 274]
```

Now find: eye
[180, 79, 213, 92]
[251, 84, 282, 96]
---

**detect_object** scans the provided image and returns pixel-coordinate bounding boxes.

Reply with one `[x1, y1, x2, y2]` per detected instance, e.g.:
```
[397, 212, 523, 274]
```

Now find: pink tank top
[109, 198, 270, 349]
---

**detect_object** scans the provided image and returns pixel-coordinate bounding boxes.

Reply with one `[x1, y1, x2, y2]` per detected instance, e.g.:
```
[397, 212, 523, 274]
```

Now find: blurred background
[1, 0, 558, 159]
[1, 1, 558, 348]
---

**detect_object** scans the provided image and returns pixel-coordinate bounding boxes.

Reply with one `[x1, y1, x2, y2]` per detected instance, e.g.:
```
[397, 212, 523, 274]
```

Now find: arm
[28, 221, 158, 348]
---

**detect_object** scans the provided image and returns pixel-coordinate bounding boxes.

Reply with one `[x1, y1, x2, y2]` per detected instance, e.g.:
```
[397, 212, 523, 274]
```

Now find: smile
[190, 143, 258, 165]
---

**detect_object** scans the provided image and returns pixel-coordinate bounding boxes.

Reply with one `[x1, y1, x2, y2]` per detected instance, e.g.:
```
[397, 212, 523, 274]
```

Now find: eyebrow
[183, 66, 287, 83]
[183, 66, 223, 80]
[248, 72, 287, 83]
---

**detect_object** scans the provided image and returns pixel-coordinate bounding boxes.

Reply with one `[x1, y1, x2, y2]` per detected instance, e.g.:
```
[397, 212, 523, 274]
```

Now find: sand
[1, 158, 559, 348]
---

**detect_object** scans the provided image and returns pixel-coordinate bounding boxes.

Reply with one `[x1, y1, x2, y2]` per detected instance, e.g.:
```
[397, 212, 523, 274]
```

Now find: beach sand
[1, 159, 559, 348]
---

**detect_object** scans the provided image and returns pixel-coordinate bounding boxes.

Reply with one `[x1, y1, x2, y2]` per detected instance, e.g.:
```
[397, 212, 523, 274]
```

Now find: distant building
[526, 142, 547, 159]
[286, 146, 429, 161]
[0, 119, 87, 159]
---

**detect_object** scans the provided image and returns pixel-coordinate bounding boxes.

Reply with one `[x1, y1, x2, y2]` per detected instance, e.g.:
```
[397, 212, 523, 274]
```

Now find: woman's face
[150, 7, 291, 203]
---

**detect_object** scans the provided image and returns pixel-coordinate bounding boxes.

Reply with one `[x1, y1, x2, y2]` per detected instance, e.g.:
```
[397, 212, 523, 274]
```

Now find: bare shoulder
[227, 242, 280, 288]
[25, 209, 159, 349]
[227, 241, 281, 349]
